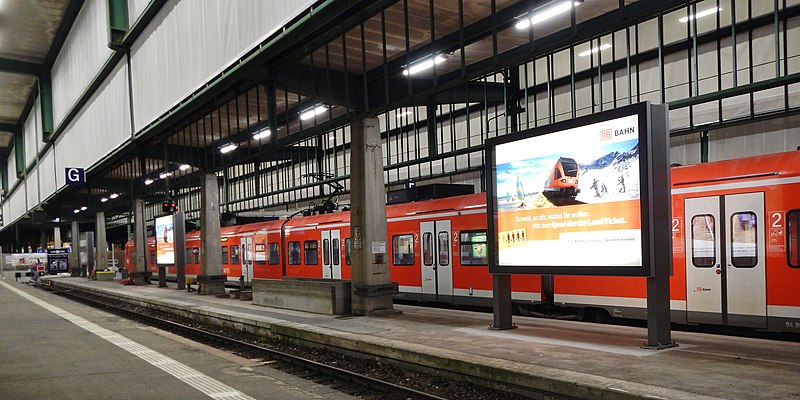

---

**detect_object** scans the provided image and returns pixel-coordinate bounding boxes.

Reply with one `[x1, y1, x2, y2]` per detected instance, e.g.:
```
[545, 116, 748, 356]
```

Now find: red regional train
[126, 150, 800, 332]
[543, 157, 581, 200]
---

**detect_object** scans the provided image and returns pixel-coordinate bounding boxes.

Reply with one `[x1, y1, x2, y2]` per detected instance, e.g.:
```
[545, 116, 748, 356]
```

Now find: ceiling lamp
[144, 178, 154, 185]
[515, 1, 577, 30]
[100, 197, 108, 203]
[109, 193, 119, 199]
[578, 43, 612, 57]
[402, 55, 447, 76]
[252, 128, 271, 140]
[300, 105, 328, 121]
[220, 143, 238, 154]
[159, 171, 173, 179]
[679, 7, 721, 23]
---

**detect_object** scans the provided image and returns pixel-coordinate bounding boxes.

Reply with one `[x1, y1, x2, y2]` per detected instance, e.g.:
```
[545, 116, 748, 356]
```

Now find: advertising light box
[155, 215, 175, 265]
[486, 102, 670, 276]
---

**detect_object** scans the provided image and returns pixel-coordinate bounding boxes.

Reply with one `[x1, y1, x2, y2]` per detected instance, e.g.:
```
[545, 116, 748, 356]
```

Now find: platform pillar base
[132, 271, 151, 285]
[198, 275, 226, 295]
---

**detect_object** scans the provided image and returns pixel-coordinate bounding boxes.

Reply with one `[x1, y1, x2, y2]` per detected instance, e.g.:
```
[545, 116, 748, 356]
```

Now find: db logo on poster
[599, 129, 612, 140]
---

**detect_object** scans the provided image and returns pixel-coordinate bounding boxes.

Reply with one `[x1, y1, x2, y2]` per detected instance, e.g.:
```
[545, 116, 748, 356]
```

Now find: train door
[321, 230, 342, 279]
[241, 236, 253, 282]
[684, 192, 766, 328]
[420, 220, 453, 302]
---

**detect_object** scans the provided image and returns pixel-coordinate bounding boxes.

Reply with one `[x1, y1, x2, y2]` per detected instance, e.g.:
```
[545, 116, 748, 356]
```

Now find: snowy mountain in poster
[575, 142, 640, 204]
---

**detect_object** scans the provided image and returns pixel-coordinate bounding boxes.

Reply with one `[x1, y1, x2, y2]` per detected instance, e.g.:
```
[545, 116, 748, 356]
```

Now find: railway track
[46, 286, 452, 400]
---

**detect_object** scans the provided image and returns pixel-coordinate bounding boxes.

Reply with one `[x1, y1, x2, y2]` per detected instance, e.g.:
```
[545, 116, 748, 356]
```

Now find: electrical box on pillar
[162, 201, 178, 214]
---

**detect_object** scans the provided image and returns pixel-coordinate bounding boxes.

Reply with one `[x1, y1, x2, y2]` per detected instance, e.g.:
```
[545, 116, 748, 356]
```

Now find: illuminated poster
[156, 215, 175, 265]
[492, 113, 643, 269]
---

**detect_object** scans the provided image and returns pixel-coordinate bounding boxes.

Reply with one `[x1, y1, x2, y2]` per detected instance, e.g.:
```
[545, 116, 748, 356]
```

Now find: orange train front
[126, 150, 800, 332]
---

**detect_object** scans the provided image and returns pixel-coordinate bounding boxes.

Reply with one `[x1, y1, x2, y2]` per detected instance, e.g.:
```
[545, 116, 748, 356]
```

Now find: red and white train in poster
[125, 150, 800, 332]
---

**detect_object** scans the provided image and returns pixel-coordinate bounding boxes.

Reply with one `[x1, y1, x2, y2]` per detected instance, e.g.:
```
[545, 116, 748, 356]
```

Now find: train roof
[671, 150, 800, 188]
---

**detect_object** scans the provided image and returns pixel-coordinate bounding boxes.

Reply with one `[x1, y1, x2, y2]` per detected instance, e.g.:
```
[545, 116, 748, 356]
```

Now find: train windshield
[561, 158, 579, 177]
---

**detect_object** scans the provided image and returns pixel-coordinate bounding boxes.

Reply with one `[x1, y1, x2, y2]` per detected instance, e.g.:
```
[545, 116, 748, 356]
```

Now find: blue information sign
[65, 167, 85, 185]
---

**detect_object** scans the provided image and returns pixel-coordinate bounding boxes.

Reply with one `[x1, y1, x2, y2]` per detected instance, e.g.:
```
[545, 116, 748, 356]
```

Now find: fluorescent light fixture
[402, 54, 447, 76]
[515, 1, 574, 30]
[300, 105, 328, 121]
[252, 128, 271, 140]
[100, 197, 108, 203]
[109, 193, 119, 199]
[679, 7, 721, 23]
[144, 178, 154, 185]
[578, 43, 612, 57]
[74, 209, 80, 214]
[159, 171, 173, 179]
[220, 143, 238, 154]
[396, 110, 413, 118]
[329, 135, 336, 141]
[80, 206, 87, 211]
[179, 164, 191, 171]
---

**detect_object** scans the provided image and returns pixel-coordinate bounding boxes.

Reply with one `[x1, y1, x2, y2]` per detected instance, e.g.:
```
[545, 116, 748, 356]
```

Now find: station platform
[38, 276, 800, 400]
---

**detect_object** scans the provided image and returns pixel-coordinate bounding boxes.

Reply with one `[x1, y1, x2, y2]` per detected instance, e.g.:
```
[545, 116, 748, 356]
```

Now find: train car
[125, 150, 800, 332]
[542, 157, 580, 200]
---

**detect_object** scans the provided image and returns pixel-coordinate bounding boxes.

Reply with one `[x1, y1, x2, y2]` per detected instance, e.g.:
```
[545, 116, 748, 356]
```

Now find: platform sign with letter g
[65, 167, 85, 185]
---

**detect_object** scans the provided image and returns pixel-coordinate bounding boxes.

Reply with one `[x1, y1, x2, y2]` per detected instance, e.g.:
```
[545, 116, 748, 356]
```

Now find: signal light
[163, 201, 178, 214]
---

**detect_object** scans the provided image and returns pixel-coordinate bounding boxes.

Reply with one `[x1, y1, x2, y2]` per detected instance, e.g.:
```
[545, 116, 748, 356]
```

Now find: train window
[332, 238, 340, 265]
[288, 242, 301, 265]
[185, 248, 192, 265]
[254, 243, 267, 265]
[422, 233, 433, 266]
[221, 246, 229, 264]
[691, 215, 716, 268]
[323, 239, 330, 265]
[438, 232, 450, 266]
[460, 231, 488, 265]
[150, 250, 156, 265]
[192, 247, 200, 264]
[304, 240, 318, 265]
[554, 168, 562, 179]
[787, 210, 799, 268]
[393, 234, 415, 266]
[268, 243, 279, 265]
[730, 212, 757, 268]
[345, 238, 351, 265]
[230, 245, 240, 265]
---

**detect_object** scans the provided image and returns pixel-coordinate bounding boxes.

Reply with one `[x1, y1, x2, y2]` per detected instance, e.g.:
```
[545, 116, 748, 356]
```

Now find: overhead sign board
[65, 167, 86, 185]
[485, 102, 670, 276]
[156, 215, 175, 265]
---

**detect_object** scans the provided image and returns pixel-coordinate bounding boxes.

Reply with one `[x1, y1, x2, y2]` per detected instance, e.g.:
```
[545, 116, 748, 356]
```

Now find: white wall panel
[52, 0, 113, 127]
[8, 187, 26, 225]
[131, 0, 313, 132]
[26, 166, 38, 211]
[39, 149, 57, 202]
[128, 0, 150, 24]
[7, 152, 17, 189]
[23, 96, 42, 168]
[54, 62, 131, 189]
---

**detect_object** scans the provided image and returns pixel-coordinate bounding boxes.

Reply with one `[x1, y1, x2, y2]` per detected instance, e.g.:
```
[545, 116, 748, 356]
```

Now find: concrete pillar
[38, 230, 47, 251]
[349, 117, 396, 315]
[95, 212, 108, 273]
[199, 173, 225, 295]
[53, 227, 62, 248]
[70, 220, 80, 277]
[132, 198, 150, 284]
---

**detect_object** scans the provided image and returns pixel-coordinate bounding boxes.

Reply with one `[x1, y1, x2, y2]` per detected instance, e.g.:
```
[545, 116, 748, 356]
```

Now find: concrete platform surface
[39, 277, 800, 400]
[0, 279, 357, 400]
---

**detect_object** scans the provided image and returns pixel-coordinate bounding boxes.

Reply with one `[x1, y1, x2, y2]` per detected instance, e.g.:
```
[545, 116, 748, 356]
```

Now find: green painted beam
[1, 158, 8, 193]
[106, 0, 129, 46]
[13, 128, 24, 179]
[0, 57, 41, 76]
[0, 123, 17, 132]
[669, 73, 800, 109]
[39, 75, 54, 141]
